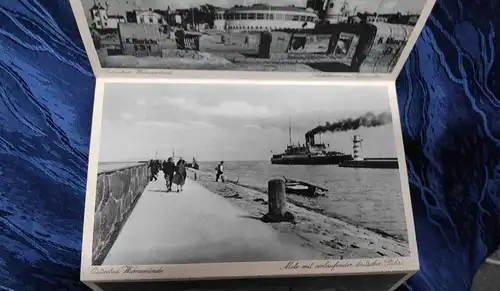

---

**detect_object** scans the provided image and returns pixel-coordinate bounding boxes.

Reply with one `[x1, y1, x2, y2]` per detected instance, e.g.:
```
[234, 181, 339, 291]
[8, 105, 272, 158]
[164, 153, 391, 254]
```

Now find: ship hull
[271, 154, 353, 165]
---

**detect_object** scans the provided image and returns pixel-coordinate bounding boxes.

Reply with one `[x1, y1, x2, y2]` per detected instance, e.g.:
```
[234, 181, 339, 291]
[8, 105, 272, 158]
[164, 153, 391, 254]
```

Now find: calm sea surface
[199, 161, 408, 241]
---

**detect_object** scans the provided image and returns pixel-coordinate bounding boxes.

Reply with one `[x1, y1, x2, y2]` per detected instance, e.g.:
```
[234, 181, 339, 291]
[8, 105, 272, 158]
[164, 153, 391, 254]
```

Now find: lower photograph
[81, 80, 418, 291]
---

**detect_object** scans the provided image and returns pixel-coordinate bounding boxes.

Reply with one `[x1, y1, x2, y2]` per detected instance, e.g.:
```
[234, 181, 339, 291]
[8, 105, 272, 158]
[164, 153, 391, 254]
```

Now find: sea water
[199, 161, 408, 242]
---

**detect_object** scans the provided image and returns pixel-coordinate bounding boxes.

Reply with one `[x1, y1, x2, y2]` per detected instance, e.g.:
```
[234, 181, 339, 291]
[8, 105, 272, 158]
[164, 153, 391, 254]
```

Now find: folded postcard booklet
[70, 0, 436, 290]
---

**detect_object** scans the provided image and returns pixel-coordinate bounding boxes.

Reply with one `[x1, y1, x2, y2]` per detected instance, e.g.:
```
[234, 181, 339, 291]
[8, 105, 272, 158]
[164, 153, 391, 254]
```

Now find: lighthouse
[352, 135, 364, 161]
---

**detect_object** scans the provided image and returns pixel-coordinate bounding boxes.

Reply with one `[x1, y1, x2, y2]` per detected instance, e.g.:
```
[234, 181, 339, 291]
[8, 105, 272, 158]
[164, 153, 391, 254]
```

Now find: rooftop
[226, 4, 316, 14]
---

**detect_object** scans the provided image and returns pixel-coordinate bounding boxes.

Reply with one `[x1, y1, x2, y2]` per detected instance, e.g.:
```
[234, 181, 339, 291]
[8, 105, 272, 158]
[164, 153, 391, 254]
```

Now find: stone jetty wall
[92, 163, 149, 265]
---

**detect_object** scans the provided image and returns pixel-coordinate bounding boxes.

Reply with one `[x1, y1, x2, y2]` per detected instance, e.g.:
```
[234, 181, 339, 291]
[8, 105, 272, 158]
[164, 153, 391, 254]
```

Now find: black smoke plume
[305, 112, 393, 138]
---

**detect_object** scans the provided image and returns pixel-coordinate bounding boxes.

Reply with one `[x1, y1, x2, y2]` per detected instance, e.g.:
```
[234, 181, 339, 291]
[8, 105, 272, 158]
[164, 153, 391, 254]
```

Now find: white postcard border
[81, 78, 419, 283]
[69, 0, 435, 82]
[390, 0, 436, 79]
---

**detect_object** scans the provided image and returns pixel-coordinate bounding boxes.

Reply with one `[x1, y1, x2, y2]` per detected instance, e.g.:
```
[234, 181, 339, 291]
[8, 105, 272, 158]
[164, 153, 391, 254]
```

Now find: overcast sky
[98, 83, 399, 162]
[83, 0, 425, 20]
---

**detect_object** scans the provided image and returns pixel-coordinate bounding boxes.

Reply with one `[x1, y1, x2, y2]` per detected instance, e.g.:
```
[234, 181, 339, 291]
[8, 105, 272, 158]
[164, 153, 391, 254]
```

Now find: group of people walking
[148, 158, 226, 193]
[148, 158, 187, 192]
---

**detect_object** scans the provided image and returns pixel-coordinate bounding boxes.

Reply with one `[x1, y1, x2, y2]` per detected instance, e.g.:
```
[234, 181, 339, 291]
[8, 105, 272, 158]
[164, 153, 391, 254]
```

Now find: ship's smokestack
[305, 133, 316, 146]
[352, 135, 363, 161]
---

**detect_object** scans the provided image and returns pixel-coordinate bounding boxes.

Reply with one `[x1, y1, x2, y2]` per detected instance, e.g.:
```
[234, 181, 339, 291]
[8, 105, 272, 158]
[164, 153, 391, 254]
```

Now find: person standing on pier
[215, 161, 224, 183]
[173, 158, 187, 192]
[162, 157, 175, 192]
[148, 159, 159, 181]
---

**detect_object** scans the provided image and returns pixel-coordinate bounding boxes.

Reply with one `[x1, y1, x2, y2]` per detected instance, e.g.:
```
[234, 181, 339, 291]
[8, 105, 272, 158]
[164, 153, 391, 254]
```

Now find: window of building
[241, 13, 247, 20]
[300, 16, 306, 21]
[285, 14, 294, 21]
[293, 15, 300, 21]
[248, 13, 255, 20]
[257, 13, 264, 19]
[275, 13, 283, 20]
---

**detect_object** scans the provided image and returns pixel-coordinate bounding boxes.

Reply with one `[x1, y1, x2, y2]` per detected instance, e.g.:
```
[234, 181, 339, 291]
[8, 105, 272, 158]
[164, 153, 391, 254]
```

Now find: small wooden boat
[283, 177, 328, 197]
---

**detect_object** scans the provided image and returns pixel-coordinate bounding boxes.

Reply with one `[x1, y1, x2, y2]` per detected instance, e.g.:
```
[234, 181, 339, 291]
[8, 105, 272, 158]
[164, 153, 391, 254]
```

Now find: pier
[339, 158, 399, 169]
[92, 162, 410, 266]
[97, 165, 322, 265]
[338, 135, 399, 169]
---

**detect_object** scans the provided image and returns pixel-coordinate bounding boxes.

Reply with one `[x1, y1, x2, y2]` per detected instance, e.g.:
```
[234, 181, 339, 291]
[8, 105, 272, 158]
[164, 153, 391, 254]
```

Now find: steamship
[271, 125, 352, 165]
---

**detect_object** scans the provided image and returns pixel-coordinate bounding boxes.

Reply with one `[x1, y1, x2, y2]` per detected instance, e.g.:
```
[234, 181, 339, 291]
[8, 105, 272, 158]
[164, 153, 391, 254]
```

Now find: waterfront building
[367, 15, 389, 23]
[219, 4, 319, 32]
[89, 2, 126, 29]
[214, 8, 226, 31]
[117, 23, 162, 57]
[126, 9, 167, 25]
[323, 0, 349, 24]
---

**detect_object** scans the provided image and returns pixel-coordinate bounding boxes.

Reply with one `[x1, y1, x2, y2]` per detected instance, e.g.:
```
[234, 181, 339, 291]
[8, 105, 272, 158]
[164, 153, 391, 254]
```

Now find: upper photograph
[74, 0, 429, 74]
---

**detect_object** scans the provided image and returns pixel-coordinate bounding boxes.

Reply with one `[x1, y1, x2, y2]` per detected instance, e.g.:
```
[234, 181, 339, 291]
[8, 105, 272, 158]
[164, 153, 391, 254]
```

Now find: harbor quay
[92, 161, 409, 266]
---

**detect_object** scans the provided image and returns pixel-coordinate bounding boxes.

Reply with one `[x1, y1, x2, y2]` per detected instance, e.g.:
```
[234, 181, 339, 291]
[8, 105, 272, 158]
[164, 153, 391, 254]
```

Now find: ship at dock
[271, 124, 352, 165]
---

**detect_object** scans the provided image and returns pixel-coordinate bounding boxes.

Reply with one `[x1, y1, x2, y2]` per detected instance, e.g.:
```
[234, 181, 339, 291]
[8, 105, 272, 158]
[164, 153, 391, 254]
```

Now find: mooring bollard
[263, 179, 295, 223]
[268, 179, 287, 217]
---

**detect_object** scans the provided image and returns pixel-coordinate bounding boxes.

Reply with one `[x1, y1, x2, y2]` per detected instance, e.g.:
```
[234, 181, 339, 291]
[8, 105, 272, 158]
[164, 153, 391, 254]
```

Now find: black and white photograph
[90, 82, 412, 269]
[77, 0, 427, 73]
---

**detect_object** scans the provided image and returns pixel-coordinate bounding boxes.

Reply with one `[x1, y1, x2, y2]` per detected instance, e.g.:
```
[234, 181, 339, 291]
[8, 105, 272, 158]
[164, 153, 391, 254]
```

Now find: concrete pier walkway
[103, 174, 322, 265]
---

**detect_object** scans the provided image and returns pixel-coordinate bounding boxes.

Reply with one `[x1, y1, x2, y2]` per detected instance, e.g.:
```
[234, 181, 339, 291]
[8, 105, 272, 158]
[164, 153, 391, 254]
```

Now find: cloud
[136, 120, 218, 131]
[243, 124, 262, 130]
[136, 121, 182, 129]
[120, 112, 134, 120]
[161, 97, 273, 119]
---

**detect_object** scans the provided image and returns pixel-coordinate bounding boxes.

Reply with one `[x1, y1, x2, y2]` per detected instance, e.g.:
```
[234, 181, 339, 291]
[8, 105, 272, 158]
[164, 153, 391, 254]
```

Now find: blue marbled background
[0, 0, 499, 291]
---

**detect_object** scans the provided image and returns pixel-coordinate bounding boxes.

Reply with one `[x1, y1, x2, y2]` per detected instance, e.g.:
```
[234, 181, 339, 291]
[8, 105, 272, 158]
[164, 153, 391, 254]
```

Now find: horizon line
[99, 159, 270, 163]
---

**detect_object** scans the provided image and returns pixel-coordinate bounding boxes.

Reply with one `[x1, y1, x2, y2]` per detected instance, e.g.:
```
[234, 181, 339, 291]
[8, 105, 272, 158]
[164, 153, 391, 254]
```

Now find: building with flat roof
[117, 23, 162, 57]
[215, 4, 319, 32]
